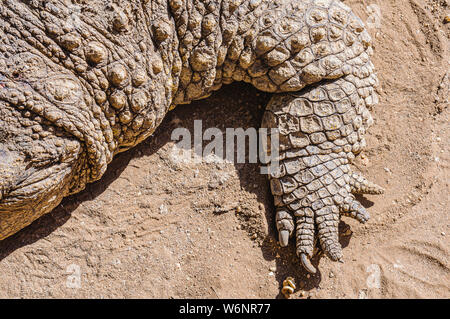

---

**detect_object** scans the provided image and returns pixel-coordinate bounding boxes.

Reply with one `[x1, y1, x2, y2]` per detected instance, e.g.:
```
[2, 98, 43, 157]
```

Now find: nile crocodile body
[0, 0, 384, 273]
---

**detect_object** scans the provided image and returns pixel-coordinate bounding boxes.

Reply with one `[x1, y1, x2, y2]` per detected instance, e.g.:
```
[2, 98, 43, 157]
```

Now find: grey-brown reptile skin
[0, 0, 384, 273]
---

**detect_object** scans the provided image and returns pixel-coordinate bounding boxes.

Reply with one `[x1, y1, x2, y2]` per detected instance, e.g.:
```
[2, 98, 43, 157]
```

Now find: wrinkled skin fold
[0, 0, 383, 273]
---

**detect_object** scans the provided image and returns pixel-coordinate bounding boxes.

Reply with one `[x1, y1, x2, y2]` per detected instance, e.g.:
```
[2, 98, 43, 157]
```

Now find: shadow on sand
[0, 83, 374, 297]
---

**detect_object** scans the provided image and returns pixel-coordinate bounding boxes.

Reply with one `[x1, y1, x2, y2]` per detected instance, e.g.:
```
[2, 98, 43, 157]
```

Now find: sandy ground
[0, 0, 449, 299]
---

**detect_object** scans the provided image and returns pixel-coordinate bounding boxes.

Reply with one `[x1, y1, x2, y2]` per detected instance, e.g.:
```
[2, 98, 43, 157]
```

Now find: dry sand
[0, 0, 448, 298]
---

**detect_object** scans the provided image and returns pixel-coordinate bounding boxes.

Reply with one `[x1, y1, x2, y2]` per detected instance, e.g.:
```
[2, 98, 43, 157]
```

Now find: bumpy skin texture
[262, 78, 384, 273]
[0, 0, 383, 272]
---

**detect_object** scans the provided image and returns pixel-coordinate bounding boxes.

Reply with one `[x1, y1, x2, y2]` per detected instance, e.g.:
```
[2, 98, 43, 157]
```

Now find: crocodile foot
[262, 77, 384, 273]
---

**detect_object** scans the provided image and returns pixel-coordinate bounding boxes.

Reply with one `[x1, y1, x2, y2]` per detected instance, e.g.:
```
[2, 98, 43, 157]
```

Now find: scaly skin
[262, 78, 384, 273]
[0, 0, 384, 273]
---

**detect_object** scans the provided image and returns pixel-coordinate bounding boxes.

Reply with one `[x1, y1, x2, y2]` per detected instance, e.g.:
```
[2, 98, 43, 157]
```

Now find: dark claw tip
[300, 253, 317, 274]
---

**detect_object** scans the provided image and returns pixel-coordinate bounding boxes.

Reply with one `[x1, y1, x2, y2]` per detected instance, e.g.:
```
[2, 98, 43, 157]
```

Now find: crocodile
[0, 0, 384, 273]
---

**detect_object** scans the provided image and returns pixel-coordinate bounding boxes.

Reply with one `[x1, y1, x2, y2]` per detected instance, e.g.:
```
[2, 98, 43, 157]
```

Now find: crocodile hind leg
[262, 75, 384, 273]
